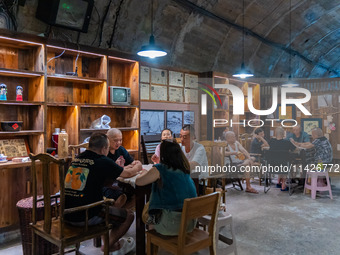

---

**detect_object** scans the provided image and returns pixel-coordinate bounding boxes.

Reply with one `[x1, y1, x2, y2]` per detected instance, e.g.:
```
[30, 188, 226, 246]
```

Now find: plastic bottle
[58, 129, 69, 158]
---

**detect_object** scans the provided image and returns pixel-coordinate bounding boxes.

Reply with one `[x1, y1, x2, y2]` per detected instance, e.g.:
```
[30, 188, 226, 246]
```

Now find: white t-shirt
[181, 142, 208, 178]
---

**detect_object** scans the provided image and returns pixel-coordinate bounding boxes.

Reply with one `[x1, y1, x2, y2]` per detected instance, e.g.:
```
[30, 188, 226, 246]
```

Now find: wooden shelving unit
[0, 35, 140, 229]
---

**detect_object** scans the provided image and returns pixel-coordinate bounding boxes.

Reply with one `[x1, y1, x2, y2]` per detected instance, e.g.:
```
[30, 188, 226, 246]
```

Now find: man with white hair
[224, 131, 258, 194]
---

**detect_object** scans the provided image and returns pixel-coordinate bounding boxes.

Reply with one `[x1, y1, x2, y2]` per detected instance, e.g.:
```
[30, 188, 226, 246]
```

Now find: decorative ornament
[0, 83, 7, 100]
[16, 85, 23, 101]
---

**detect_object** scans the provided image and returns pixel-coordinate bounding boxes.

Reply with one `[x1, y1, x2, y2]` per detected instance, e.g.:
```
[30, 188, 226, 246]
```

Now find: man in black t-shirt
[65, 133, 136, 253]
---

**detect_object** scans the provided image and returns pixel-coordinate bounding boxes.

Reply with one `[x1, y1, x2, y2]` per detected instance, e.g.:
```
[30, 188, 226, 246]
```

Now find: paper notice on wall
[327, 115, 333, 122]
[296, 111, 301, 117]
[270, 130, 274, 137]
[337, 144, 340, 151]
[324, 120, 328, 127]
[338, 95, 340, 103]
[324, 133, 329, 140]
[326, 127, 331, 134]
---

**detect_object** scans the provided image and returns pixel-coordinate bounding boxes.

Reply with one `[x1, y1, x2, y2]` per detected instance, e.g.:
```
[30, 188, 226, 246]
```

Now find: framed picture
[0, 137, 30, 160]
[166, 111, 183, 135]
[151, 85, 167, 101]
[301, 118, 322, 135]
[141, 110, 165, 135]
[276, 104, 296, 121]
[184, 111, 195, 124]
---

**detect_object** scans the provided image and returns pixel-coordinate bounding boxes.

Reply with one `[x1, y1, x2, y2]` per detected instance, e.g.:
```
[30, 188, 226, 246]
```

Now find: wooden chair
[141, 134, 161, 164]
[199, 141, 228, 204]
[69, 142, 89, 160]
[239, 134, 263, 185]
[30, 153, 113, 255]
[146, 192, 221, 255]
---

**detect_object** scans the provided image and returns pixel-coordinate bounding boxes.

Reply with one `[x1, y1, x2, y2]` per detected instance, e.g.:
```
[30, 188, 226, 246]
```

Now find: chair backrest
[178, 192, 221, 249]
[200, 141, 227, 167]
[30, 153, 66, 235]
[239, 133, 253, 152]
[141, 134, 161, 164]
[263, 149, 291, 166]
[69, 142, 89, 160]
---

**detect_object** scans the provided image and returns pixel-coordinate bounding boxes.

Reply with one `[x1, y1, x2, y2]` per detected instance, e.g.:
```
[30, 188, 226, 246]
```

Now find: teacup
[0, 154, 7, 161]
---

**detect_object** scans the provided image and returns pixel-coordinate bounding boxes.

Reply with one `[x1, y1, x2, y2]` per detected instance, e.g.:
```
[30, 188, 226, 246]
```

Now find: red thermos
[52, 128, 60, 153]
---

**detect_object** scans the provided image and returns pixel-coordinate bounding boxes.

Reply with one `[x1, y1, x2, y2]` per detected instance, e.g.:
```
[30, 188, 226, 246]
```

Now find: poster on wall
[184, 88, 198, 103]
[140, 83, 150, 100]
[166, 111, 183, 134]
[184, 111, 195, 124]
[140, 66, 150, 83]
[140, 110, 165, 135]
[184, 74, 198, 88]
[169, 71, 184, 87]
[169, 87, 183, 102]
[151, 68, 167, 85]
[151, 85, 167, 101]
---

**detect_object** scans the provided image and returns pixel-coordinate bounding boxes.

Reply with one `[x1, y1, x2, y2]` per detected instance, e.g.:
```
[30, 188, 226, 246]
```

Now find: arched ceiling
[8, 0, 340, 78]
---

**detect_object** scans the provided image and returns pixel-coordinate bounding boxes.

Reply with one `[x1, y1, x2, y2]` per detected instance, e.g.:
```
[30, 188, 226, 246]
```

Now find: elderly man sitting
[290, 128, 332, 164]
[290, 128, 333, 186]
[286, 125, 310, 143]
[224, 131, 258, 194]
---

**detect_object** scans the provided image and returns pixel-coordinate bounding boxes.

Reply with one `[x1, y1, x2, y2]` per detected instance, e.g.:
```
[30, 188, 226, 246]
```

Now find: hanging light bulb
[137, 0, 167, 58]
[282, 0, 299, 87]
[233, 0, 254, 79]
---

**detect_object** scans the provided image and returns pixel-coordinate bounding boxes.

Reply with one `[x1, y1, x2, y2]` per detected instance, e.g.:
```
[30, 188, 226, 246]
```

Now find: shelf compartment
[0, 104, 44, 131]
[80, 107, 139, 130]
[108, 59, 139, 106]
[46, 79, 106, 104]
[46, 106, 79, 148]
[46, 46, 107, 80]
[0, 37, 44, 72]
[0, 74, 44, 102]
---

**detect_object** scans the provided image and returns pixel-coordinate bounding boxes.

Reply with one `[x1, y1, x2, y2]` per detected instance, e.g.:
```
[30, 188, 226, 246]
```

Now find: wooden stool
[198, 212, 238, 254]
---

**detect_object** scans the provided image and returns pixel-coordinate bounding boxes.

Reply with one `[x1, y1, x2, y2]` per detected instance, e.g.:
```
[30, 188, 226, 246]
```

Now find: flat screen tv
[109, 86, 131, 105]
[36, 0, 94, 33]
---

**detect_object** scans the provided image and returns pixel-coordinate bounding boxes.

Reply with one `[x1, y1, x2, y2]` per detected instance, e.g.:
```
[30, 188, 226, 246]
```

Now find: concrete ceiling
[8, 0, 340, 78]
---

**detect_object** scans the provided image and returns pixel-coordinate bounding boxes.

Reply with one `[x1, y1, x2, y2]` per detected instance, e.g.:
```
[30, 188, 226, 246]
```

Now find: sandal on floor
[245, 188, 259, 194]
[110, 237, 135, 255]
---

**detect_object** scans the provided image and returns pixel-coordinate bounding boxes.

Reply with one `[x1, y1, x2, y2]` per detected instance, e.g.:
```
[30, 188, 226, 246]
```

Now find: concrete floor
[1, 177, 339, 255]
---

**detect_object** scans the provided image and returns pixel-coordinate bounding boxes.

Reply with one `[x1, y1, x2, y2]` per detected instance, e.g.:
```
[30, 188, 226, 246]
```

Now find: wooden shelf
[80, 127, 138, 132]
[79, 104, 139, 108]
[0, 101, 44, 106]
[47, 75, 106, 84]
[0, 130, 44, 136]
[0, 160, 34, 169]
[0, 68, 44, 77]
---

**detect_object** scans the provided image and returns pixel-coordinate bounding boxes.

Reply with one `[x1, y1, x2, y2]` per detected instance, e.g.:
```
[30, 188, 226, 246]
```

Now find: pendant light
[137, 0, 167, 58]
[282, 0, 299, 87]
[233, 0, 254, 79]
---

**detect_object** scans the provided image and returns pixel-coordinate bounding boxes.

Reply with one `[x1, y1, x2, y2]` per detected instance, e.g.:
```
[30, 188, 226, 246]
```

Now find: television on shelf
[109, 86, 131, 105]
[36, 0, 94, 33]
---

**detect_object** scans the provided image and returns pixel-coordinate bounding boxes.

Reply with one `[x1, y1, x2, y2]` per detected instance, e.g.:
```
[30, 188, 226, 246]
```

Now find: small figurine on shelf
[0, 84, 7, 101]
[16, 85, 23, 101]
